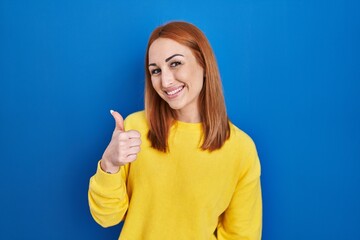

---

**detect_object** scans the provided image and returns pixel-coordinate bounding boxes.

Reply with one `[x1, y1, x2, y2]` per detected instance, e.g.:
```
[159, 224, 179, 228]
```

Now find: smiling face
[148, 38, 204, 122]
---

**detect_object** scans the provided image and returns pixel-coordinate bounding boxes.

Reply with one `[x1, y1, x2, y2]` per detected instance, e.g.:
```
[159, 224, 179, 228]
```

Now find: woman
[88, 21, 262, 240]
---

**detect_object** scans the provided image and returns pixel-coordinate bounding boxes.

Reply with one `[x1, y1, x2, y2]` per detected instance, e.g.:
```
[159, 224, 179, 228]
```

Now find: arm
[88, 161, 129, 227]
[88, 110, 141, 227]
[217, 144, 262, 240]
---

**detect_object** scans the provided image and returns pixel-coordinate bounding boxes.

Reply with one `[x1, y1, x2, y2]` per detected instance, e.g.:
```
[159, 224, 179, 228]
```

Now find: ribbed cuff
[94, 161, 124, 189]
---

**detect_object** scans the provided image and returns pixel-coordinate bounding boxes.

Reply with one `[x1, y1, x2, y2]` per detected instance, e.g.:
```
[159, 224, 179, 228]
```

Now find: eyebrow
[148, 54, 184, 67]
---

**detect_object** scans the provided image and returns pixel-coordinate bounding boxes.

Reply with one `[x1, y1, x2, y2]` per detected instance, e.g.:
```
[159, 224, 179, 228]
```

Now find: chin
[166, 101, 185, 110]
[167, 104, 183, 110]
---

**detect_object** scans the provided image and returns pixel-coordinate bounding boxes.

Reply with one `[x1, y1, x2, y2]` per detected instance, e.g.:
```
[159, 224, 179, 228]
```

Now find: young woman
[88, 21, 262, 240]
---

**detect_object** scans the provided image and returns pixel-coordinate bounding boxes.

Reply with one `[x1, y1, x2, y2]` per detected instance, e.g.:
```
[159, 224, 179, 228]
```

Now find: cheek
[151, 78, 160, 90]
[195, 79, 204, 93]
[189, 68, 204, 90]
[173, 71, 186, 81]
[175, 68, 198, 84]
[151, 79, 165, 97]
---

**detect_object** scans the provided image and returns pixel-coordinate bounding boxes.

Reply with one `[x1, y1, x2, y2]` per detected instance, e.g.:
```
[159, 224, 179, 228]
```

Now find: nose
[161, 68, 175, 88]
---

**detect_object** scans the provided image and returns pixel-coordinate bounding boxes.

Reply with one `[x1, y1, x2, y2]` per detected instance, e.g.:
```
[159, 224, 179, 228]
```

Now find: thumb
[110, 110, 124, 131]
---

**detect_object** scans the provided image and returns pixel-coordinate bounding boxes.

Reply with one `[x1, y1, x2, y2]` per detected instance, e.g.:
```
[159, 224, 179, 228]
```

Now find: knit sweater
[88, 111, 262, 239]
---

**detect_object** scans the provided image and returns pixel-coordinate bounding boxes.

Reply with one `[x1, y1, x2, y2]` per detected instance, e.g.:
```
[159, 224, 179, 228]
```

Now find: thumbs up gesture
[101, 110, 142, 174]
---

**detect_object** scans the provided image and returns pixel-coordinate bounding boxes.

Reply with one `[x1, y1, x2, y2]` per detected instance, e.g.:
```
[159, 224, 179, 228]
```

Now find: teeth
[167, 86, 183, 95]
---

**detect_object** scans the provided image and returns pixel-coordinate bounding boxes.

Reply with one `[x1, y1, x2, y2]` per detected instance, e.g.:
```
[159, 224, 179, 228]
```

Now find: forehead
[148, 38, 193, 61]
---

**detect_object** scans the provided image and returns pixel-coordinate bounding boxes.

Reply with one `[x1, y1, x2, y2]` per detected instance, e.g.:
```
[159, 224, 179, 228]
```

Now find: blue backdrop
[1, 0, 359, 239]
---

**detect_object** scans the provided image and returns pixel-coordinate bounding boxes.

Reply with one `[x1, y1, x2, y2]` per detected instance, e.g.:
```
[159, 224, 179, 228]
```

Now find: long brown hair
[145, 21, 230, 152]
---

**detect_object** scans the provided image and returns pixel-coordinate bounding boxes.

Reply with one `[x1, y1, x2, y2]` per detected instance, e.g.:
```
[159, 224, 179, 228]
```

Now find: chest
[126, 133, 241, 212]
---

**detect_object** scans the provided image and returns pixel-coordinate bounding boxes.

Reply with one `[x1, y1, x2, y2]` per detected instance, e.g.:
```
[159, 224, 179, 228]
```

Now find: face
[148, 38, 204, 121]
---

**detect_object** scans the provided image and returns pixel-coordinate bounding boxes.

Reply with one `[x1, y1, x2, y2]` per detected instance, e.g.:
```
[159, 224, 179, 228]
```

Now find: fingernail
[110, 110, 114, 114]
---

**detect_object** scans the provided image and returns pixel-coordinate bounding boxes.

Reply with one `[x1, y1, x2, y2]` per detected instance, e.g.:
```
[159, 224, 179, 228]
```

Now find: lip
[163, 85, 185, 99]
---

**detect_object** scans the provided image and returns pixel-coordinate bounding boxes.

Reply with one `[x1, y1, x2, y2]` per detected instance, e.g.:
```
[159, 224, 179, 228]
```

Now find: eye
[170, 61, 182, 68]
[150, 68, 161, 75]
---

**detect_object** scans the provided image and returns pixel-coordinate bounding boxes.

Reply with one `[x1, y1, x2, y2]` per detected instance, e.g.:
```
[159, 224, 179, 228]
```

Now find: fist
[101, 110, 141, 173]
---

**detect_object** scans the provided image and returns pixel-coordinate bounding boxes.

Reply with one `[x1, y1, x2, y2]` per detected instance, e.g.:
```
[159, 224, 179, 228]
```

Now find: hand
[101, 110, 141, 173]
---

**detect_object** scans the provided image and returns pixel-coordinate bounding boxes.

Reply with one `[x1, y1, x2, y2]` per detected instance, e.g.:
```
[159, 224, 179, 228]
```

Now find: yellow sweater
[88, 111, 262, 240]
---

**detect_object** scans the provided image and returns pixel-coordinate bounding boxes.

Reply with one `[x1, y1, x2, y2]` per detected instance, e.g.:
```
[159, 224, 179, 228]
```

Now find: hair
[144, 21, 230, 152]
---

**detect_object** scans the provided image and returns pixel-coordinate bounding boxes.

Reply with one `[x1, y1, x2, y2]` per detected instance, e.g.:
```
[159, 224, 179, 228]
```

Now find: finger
[128, 138, 142, 147]
[110, 110, 124, 132]
[119, 142, 140, 155]
[124, 154, 138, 163]
[118, 130, 141, 140]
[125, 130, 141, 139]
[127, 146, 141, 155]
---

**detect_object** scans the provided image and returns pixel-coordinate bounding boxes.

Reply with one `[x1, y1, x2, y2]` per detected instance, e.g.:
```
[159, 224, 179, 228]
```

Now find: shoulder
[124, 110, 146, 122]
[228, 122, 257, 154]
[227, 122, 261, 183]
[123, 110, 148, 131]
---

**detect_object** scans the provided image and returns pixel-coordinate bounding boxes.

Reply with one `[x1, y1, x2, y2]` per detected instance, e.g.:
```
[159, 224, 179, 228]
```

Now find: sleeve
[88, 161, 129, 228]
[217, 141, 262, 240]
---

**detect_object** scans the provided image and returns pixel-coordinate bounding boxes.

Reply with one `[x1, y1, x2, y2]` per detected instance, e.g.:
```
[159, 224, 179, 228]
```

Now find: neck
[176, 109, 201, 123]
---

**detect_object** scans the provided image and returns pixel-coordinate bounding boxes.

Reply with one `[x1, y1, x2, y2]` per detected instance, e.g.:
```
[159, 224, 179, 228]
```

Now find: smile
[165, 86, 184, 96]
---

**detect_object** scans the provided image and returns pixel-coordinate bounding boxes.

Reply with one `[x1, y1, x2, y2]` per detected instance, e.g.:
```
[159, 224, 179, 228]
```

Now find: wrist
[100, 159, 120, 174]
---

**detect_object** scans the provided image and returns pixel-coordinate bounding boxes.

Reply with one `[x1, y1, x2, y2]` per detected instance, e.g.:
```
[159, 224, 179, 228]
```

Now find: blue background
[1, 0, 359, 239]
